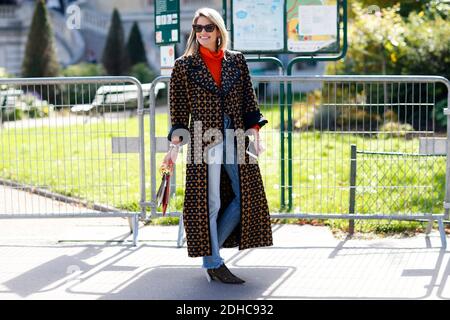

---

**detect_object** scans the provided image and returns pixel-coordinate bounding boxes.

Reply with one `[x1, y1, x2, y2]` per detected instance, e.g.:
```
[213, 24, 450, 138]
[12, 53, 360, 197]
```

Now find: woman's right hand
[161, 137, 181, 172]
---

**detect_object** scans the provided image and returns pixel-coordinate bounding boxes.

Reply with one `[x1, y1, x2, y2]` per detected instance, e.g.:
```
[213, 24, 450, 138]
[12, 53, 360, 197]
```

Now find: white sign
[171, 29, 178, 42]
[287, 3, 338, 53]
[160, 45, 175, 76]
[233, 0, 284, 51]
[298, 5, 337, 36]
[287, 39, 336, 52]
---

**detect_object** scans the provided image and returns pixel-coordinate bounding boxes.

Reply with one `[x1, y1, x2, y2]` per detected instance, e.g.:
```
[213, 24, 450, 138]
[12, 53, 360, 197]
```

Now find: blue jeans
[202, 114, 241, 269]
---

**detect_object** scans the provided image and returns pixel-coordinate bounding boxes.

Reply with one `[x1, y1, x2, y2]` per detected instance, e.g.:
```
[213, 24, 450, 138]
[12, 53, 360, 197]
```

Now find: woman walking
[162, 7, 272, 284]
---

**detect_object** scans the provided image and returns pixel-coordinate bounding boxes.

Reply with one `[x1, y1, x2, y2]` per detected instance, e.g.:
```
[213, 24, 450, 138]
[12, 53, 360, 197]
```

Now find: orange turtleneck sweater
[199, 45, 260, 131]
[199, 45, 224, 87]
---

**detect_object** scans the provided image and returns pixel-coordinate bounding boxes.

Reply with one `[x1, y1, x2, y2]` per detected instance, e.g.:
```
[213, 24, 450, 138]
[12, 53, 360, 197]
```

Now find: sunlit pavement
[0, 219, 449, 300]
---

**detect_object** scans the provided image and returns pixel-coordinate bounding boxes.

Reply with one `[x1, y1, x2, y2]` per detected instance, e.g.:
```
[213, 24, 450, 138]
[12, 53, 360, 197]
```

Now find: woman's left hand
[253, 128, 265, 156]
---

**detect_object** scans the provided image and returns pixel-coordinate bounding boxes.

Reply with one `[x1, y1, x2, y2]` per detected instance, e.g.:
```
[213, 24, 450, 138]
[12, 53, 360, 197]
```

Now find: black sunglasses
[192, 24, 216, 33]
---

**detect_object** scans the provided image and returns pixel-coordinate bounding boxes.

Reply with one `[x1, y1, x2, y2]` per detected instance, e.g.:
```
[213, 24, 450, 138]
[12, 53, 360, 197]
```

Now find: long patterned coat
[168, 49, 273, 257]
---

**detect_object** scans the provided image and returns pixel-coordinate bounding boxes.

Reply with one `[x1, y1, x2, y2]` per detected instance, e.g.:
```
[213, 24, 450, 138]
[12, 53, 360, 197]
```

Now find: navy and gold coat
[168, 49, 273, 257]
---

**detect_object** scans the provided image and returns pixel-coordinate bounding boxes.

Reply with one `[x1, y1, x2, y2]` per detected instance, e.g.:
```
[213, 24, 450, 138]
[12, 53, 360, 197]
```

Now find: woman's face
[194, 16, 220, 51]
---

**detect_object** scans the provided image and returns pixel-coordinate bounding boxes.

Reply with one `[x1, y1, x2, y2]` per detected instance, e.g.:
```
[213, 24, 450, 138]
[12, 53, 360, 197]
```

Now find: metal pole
[348, 144, 357, 235]
[445, 110, 450, 221]
[223, 1, 288, 209]
[222, 0, 227, 24]
[284, 1, 348, 211]
[245, 57, 286, 210]
[442, 74, 450, 221]
[150, 78, 160, 218]
[280, 80, 286, 210]
[135, 77, 146, 224]
[286, 74, 293, 211]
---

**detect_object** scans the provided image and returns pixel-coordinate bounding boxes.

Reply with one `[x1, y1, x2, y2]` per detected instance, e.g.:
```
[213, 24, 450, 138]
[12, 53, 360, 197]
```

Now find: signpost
[228, 0, 345, 56]
[160, 45, 175, 76]
[154, 0, 180, 75]
[154, 0, 180, 45]
[225, 0, 347, 210]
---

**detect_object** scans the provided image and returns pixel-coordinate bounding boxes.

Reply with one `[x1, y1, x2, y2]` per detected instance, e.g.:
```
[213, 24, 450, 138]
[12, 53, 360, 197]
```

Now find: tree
[331, 3, 406, 76]
[350, 0, 450, 20]
[330, 1, 450, 77]
[399, 10, 450, 130]
[327, 2, 450, 131]
[0, 0, 20, 5]
[22, 0, 60, 78]
[102, 8, 129, 76]
[127, 21, 149, 67]
[350, 0, 427, 18]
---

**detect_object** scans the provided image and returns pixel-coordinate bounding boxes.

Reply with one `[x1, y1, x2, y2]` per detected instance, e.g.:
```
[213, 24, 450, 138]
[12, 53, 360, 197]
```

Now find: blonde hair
[183, 7, 228, 57]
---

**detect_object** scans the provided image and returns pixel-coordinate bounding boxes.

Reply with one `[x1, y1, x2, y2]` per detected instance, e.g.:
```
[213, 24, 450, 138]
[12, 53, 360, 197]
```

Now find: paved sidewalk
[0, 218, 449, 300]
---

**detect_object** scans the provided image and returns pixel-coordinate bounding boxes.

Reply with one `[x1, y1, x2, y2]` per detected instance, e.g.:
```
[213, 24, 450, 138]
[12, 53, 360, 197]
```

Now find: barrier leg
[132, 215, 139, 246]
[438, 218, 447, 249]
[177, 214, 185, 248]
[425, 220, 433, 235]
[128, 217, 133, 234]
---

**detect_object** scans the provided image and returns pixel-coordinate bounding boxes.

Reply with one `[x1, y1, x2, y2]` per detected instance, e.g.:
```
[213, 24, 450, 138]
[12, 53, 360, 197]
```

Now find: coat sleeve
[167, 58, 191, 143]
[238, 53, 268, 130]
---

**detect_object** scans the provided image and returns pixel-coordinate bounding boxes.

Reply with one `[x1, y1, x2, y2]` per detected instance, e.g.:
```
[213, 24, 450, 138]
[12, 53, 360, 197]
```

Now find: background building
[0, 0, 223, 75]
[0, 0, 321, 76]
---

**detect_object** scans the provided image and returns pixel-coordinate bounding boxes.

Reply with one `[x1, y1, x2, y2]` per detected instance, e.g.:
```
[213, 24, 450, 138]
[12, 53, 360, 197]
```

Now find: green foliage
[21, 0, 60, 78]
[328, 2, 450, 131]
[330, 3, 406, 75]
[434, 99, 448, 129]
[1, 108, 23, 122]
[351, 0, 428, 18]
[59, 63, 105, 108]
[0, 111, 445, 235]
[28, 101, 53, 119]
[1, 93, 53, 122]
[351, 0, 450, 18]
[330, 2, 450, 78]
[148, 217, 180, 226]
[379, 122, 414, 138]
[129, 63, 156, 84]
[61, 63, 105, 77]
[127, 22, 149, 67]
[327, 219, 427, 236]
[399, 10, 450, 129]
[0, 67, 10, 78]
[102, 8, 130, 76]
[424, 0, 450, 19]
[398, 11, 450, 78]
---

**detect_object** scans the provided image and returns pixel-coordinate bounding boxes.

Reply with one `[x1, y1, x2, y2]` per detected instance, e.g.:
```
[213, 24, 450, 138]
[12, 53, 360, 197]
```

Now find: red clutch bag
[156, 169, 171, 216]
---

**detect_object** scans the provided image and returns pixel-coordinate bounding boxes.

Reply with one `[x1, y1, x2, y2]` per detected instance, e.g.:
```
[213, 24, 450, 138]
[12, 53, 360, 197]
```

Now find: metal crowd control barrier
[149, 75, 450, 248]
[0, 77, 145, 246]
[2, 75, 447, 248]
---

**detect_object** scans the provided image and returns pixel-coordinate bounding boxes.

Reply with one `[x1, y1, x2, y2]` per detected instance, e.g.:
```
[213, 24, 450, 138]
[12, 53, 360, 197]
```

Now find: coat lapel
[188, 49, 241, 97]
[221, 50, 241, 96]
[188, 50, 218, 95]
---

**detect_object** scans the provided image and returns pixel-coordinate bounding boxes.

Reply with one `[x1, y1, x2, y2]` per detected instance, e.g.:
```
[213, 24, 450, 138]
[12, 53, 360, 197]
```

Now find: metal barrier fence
[1, 75, 448, 248]
[149, 75, 450, 248]
[0, 77, 145, 245]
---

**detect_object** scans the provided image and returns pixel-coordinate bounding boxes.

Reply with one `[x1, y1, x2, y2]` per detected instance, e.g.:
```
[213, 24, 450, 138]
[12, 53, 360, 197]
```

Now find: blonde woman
[162, 7, 272, 284]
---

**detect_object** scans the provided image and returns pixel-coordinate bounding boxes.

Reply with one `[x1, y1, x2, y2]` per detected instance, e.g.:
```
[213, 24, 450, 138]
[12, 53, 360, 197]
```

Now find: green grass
[0, 109, 446, 235]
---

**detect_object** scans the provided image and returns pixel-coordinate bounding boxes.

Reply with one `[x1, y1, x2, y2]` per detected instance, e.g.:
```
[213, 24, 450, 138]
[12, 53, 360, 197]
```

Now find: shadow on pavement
[3, 249, 101, 298]
[99, 266, 290, 300]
